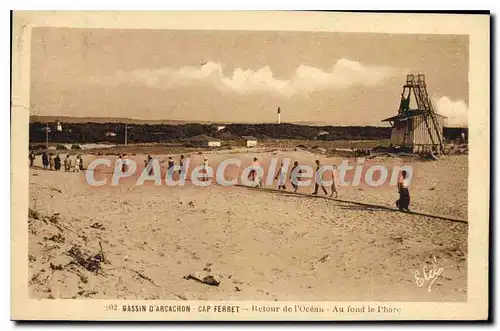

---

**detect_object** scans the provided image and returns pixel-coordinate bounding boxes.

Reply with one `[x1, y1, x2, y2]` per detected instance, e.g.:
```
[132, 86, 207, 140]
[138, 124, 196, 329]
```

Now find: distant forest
[29, 122, 468, 144]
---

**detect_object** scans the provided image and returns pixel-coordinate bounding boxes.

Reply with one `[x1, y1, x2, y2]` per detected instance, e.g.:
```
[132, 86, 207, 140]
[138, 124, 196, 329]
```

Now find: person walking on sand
[54, 154, 61, 171]
[64, 155, 72, 172]
[147, 155, 154, 176]
[312, 159, 328, 195]
[330, 165, 339, 198]
[275, 162, 287, 190]
[249, 157, 258, 181]
[167, 156, 175, 170]
[48, 153, 54, 170]
[78, 154, 84, 171]
[42, 152, 49, 169]
[289, 161, 300, 193]
[74, 155, 81, 172]
[396, 170, 411, 212]
[202, 157, 209, 182]
[120, 155, 129, 173]
[29, 151, 35, 167]
[166, 156, 175, 179]
[249, 157, 262, 187]
[179, 155, 185, 176]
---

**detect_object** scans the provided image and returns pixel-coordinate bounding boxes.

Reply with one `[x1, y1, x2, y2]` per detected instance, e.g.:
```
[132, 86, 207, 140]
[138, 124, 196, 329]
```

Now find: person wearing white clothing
[275, 162, 287, 190]
[202, 157, 209, 182]
[330, 165, 339, 198]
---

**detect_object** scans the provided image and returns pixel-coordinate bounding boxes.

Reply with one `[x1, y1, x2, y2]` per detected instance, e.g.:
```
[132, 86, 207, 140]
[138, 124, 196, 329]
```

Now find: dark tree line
[29, 122, 467, 144]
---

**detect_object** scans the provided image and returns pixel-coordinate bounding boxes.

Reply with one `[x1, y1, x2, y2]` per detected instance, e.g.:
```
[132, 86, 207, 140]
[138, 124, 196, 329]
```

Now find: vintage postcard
[11, 11, 490, 321]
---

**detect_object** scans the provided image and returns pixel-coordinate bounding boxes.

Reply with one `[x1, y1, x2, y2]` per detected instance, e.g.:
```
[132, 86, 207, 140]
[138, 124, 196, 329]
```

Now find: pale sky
[30, 28, 469, 126]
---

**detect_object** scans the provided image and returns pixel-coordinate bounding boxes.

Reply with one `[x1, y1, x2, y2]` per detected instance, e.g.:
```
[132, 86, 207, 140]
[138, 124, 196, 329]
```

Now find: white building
[207, 139, 221, 148]
[188, 135, 222, 148]
[241, 136, 258, 148]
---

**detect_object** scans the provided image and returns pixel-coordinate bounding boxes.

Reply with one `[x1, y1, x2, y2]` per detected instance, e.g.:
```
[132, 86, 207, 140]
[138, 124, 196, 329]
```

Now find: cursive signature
[414, 256, 444, 292]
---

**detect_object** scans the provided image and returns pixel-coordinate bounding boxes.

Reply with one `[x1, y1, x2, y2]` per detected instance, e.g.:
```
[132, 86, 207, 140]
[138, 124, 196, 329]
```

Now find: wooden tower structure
[382, 74, 446, 154]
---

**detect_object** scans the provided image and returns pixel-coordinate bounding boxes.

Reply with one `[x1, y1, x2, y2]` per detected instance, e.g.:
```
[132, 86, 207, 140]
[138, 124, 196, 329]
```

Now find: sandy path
[50, 150, 467, 219]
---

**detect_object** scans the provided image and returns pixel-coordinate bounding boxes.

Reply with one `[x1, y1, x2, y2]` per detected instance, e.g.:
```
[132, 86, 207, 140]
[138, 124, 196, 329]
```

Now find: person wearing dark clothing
[29, 151, 35, 167]
[54, 155, 61, 171]
[396, 170, 411, 211]
[147, 155, 154, 176]
[167, 157, 175, 169]
[120, 155, 128, 173]
[42, 152, 49, 169]
[312, 160, 328, 195]
[166, 156, 175, 179]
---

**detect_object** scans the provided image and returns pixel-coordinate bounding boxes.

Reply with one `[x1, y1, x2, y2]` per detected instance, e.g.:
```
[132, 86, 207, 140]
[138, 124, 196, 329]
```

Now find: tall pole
[125, 123, 128, 146]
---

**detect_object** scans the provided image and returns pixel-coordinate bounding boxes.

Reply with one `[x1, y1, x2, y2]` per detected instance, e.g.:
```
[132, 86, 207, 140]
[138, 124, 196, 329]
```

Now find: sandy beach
[28, 150, 468, 301]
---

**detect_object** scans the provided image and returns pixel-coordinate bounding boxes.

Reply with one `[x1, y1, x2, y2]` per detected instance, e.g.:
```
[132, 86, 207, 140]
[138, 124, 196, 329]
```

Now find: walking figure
[330, 165, 339, 198]
[396, 170, 411, 212]
[249, 157, 262, 187]
[74, 155, 81, 172]
[29, 151, 35, 167]
[312, 160, 328, 195]
[54, 154, 61, 171]
[64, 155, 72, 172]
[42, 152, 49, 169]
[275, 162, 287, 190]
[179, 155, 189, 178]
[49, 153, 54, 170]
[202, 157, 209, 181]
[147, 155, 153, 176]
[289, 161, 300, 193]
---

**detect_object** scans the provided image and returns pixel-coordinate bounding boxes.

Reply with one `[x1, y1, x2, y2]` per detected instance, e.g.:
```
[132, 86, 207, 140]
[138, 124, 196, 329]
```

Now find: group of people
[275, 159, 340, 198]
[118, 153, 410, 212]
[142, 154, 192, 178]
[29, 151, 84, 172]
[274, 158, 410, 211]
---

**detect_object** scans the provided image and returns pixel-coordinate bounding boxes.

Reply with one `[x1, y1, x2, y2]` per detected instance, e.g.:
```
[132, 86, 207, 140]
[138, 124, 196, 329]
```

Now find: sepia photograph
[11, 11, 489, 321]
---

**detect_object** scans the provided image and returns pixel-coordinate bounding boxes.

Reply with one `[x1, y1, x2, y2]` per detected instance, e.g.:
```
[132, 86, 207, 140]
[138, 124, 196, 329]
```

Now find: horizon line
[28, 115, 468, 128]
